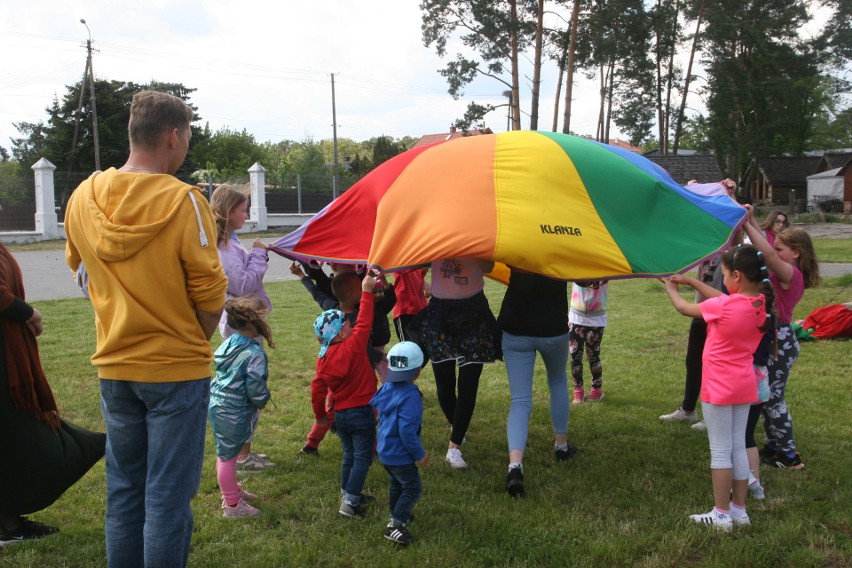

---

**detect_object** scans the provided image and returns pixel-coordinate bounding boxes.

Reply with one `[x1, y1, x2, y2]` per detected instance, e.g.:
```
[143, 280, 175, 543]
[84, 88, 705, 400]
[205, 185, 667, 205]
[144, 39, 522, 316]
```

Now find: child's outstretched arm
[742, 205, 795, 285]
[669, 273, 723, 300]
[664, 278, 703, 319]
[291, 262, 339, 310]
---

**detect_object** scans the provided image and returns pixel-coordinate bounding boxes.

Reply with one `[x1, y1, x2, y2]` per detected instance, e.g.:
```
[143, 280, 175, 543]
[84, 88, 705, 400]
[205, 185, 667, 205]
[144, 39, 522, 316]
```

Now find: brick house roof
[644, 155, 724, 185]
[747, 157, 825, 188]
[413, 127, 494, 148]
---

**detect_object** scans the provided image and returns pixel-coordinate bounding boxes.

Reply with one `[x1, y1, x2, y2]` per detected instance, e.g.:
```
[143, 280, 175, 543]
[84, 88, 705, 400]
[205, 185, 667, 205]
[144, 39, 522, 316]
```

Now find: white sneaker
[691, 420, 707, 432]
[728, 503, 751, 527]
[689, 509, 733, 532]
[223, 499, 260, 518]
[445, 447, 468, 469]
[659, 408, 699, 424]
[748, 481, 765, 500]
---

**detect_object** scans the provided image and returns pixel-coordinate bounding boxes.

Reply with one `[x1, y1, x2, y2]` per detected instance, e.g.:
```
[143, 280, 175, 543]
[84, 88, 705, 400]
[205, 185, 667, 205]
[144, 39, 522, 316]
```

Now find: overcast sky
[0, 0, 630, 156]
[0, 1, 830, 159]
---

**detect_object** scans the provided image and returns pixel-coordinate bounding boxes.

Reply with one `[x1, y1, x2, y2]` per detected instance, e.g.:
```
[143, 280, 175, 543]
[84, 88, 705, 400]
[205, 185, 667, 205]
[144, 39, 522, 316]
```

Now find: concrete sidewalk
[17, 238, 299, 302]
[13, 241, 852, 302]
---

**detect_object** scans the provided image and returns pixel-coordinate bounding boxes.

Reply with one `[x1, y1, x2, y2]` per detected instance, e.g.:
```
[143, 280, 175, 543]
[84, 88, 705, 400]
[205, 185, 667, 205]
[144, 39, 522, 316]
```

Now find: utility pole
[331, 73, 339, 200]
[81, 19, 100, 171]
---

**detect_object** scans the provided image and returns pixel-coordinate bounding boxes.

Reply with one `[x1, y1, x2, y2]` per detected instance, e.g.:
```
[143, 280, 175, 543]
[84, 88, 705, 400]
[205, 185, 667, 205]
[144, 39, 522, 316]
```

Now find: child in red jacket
[312, 272, 379, 518]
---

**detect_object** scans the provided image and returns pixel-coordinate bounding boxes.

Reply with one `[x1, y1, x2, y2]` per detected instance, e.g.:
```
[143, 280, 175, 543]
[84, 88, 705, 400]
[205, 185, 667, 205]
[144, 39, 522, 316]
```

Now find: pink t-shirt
[770, 267, 804, 323]
[699, 293, 766, 405]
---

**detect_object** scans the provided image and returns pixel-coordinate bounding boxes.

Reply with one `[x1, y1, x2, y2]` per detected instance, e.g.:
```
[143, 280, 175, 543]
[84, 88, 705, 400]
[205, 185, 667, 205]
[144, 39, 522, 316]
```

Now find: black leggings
[745, 403, 764, 449]
[681, 318, 707, 413]
[432, 360, 482, 446]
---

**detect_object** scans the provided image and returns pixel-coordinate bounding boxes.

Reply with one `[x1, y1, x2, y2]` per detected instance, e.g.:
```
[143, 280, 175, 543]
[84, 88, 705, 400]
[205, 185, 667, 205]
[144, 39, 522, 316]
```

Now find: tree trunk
[655, 1, 665, 153]
[530, 0, 545, 131]
[552, 47, 566, 132]
[596, 64, 606, 141]
[510, 0, 522, 130]
[673, 0, 706, 154]
[562, 0, 582, 134]
[604, 60, 615, 143]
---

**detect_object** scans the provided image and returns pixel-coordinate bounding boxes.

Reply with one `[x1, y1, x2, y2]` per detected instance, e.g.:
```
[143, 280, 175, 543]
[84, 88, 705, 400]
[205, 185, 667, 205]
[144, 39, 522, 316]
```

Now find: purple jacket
[218, 233, 272, 338]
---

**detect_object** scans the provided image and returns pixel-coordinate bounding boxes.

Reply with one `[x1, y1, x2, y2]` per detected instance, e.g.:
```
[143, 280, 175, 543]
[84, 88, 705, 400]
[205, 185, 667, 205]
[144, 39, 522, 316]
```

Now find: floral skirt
[407, 291, 501, 366]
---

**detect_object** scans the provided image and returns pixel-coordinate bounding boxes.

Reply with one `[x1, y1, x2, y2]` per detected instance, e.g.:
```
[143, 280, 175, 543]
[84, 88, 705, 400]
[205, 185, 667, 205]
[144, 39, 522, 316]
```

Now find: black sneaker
[555, 443, 579, 462]
[0, 517, 59, 547]
[384, 522, 415, 545]
[506, 467, 524, 497]
[298, 445, 320, 457]
[759, 445, 779, 462]
[765, 451, 805, 470]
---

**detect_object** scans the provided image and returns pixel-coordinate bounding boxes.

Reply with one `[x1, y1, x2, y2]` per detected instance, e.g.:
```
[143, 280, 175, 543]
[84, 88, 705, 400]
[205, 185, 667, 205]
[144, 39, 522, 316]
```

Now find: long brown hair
[760, 209, 789, 232]
[776, 228, 821, 289]
[210, 183, 249, 247]
[224, 296, 274, 348]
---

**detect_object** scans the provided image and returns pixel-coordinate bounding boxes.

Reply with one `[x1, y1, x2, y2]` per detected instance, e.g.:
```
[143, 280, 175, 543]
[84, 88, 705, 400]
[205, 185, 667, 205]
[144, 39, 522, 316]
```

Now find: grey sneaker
[691, 420, 707, 432]
[236, 452, 275, 472]
[339, 500, 367, 519]
[659, 408, 699, 424]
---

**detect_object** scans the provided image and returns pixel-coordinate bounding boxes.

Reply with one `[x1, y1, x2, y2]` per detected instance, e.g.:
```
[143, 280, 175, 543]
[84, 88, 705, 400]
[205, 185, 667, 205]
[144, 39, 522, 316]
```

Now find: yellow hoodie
[65, 168, 227, 382]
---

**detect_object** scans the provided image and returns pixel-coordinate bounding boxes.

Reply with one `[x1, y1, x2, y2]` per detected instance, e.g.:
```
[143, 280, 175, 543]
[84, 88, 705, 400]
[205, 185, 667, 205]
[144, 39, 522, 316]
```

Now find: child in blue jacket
[370, 342, 429, 545]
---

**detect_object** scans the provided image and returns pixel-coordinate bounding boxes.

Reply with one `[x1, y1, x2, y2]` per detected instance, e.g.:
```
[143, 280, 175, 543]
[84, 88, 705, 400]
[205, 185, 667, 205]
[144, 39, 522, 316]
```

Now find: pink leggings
[217, 456, 240, 507]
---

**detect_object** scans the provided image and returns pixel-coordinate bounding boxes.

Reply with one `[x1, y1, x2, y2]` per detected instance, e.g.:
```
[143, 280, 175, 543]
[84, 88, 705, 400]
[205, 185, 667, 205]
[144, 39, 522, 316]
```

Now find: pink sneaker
[571, 388, 585, 404]
[588, 387, 604, 401]
[238, 483, 257, 501]
[223, 499, 260, 518]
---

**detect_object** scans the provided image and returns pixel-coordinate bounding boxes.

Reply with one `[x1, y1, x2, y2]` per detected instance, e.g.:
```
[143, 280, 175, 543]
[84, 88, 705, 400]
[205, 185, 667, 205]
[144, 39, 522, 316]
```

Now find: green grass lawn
[2, 273, 851, 567]
[813, 239, 852, 263]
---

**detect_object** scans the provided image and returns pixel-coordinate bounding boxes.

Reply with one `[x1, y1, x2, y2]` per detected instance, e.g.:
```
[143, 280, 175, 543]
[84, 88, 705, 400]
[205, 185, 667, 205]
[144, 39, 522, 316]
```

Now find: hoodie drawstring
[187, 191, 209, 248]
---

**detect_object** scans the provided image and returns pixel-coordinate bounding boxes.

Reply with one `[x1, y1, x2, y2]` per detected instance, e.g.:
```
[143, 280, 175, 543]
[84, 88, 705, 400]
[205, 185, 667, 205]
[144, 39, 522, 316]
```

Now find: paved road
[13, 240, 852, 302]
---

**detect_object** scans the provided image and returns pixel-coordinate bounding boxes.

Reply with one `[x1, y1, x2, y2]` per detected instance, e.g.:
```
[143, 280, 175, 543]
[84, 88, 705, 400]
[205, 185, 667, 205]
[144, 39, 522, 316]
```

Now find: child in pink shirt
[665, 244, 777, 532]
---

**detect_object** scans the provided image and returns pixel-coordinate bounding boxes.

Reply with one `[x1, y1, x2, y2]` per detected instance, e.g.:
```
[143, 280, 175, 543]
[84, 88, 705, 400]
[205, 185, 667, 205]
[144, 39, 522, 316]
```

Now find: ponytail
[224, 296, 275, 348]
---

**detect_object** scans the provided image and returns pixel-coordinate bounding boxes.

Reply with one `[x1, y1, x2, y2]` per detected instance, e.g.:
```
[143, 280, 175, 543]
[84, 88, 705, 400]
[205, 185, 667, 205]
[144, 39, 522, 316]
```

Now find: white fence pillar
[32, 157, 59, 239]
[248, 162, 267, 231]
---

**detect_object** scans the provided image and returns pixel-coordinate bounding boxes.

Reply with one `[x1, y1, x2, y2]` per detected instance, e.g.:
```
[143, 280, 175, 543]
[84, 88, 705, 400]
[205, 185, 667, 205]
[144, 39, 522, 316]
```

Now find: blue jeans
[100, 379, 210, 568]
[335, 406, 375, 504]
[503, 332, 570, 453]
[385, 463, 421, 525]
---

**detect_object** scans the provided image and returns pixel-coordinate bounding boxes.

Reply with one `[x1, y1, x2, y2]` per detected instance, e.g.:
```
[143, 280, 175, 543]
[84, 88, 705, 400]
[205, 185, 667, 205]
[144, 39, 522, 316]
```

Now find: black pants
[745, 403, 764, 449]
[681, 318, 707, 413]
[432, 360, 482, 446]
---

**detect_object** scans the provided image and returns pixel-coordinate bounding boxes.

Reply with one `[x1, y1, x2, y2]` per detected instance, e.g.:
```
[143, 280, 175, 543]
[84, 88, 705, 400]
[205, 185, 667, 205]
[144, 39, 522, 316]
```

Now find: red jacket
[312, 292, 377, 417]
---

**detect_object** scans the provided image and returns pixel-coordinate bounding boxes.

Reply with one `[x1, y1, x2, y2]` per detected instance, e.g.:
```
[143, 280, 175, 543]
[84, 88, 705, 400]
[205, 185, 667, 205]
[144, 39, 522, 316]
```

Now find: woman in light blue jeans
[497, 270, 575, 497]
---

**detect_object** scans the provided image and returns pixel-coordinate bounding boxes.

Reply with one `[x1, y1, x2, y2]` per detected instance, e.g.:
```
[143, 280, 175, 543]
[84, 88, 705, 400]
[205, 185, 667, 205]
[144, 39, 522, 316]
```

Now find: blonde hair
[210, 183, 250, 247]
[224, 296, 274, 347]
[776, 228, 821, 289]
[128, 91, 193, 151]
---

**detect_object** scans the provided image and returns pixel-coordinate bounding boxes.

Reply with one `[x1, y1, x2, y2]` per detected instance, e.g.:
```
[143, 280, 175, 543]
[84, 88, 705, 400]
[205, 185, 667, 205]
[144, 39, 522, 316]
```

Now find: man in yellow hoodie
[64, 90, 227, 568]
